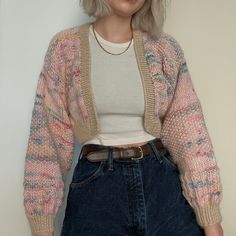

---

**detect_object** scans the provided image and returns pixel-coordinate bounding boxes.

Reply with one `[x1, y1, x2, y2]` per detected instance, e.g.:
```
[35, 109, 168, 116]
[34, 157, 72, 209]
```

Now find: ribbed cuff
[193, 204, 222, 228]
[27, 214, 54, 235]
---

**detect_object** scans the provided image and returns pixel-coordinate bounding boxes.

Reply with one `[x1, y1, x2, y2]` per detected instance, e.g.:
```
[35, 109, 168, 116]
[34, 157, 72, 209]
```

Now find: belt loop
[148, 139, 163, 164]
[78, 145, 84, 161]
[107, 147, 114, 171]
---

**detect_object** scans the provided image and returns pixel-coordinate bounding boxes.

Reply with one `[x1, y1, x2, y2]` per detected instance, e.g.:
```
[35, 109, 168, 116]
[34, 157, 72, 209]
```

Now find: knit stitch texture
[23, 22, 223, 235]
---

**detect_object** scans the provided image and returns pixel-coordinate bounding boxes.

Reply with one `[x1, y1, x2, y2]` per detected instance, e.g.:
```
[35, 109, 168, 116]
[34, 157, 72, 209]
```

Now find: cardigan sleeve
[23, 33, 74, 235]
[160, 45, 223, 227]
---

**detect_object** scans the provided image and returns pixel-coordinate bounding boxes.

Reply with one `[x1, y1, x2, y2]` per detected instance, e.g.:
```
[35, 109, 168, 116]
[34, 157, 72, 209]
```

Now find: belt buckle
[131, 146, 144, 160]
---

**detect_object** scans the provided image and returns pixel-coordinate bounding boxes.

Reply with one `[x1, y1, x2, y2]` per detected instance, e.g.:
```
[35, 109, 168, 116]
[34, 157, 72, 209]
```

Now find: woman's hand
[204, 223, 223, 236]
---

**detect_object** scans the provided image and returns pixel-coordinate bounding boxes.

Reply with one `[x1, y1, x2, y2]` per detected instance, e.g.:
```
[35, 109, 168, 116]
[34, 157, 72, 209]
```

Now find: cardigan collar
[77, 22, 162, 140]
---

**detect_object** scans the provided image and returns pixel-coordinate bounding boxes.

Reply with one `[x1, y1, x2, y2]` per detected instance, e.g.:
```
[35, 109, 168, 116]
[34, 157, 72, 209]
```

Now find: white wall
[0, 0, 235, 235]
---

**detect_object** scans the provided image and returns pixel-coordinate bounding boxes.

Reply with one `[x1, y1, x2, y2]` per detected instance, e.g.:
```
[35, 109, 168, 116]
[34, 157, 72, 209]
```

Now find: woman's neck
[93, 15, 133, 44]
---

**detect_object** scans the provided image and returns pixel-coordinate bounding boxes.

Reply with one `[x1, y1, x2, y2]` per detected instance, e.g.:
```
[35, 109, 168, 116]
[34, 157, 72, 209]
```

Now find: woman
[23, 0, 223, 235]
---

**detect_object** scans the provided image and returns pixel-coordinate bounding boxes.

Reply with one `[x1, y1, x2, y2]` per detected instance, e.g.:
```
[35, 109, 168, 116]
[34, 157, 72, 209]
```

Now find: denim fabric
[61, 139, 205, 236]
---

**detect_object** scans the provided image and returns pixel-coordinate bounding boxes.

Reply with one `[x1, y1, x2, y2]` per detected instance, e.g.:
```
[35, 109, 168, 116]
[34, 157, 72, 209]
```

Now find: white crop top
[83, 25, 156, 146]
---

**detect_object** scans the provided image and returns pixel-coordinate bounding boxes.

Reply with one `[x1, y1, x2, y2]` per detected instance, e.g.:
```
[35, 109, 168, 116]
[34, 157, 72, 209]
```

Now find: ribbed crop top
[83, 25, 156, 146]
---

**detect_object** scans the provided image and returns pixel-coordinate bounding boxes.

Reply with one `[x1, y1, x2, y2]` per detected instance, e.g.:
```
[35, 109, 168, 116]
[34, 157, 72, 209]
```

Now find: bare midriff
[111, 141, 148, 149]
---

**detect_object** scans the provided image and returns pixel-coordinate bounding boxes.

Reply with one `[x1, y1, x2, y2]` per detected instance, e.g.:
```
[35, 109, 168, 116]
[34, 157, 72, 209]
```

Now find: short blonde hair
[79, 0, 167, 40]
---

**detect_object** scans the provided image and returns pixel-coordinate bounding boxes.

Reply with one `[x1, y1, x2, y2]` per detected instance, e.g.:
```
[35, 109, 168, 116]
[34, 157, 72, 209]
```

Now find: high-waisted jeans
[61, 139, 205, 236]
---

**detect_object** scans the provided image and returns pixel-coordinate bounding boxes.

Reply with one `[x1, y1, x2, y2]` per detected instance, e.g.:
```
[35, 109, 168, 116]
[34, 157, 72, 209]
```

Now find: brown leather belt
[81, 138, 165, 162]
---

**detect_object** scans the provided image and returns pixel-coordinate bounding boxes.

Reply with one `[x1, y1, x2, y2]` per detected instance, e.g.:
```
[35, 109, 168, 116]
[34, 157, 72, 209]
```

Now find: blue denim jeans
[61, 139, 205, 236]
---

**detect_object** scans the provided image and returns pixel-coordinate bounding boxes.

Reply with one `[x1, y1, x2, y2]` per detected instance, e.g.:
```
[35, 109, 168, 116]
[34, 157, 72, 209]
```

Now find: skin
[36, 1, 223, 235]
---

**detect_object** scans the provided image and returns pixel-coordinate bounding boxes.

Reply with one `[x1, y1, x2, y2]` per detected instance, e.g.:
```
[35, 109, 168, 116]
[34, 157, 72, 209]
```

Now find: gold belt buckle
[131, 146, 144, 160]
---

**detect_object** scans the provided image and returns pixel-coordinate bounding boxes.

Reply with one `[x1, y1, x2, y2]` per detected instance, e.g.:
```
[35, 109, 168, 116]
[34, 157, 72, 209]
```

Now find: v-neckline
[77, 21, 162, 137]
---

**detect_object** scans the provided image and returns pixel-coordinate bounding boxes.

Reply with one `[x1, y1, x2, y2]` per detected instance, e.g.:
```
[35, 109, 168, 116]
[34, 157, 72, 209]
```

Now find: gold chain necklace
[92, 22, 133, 56]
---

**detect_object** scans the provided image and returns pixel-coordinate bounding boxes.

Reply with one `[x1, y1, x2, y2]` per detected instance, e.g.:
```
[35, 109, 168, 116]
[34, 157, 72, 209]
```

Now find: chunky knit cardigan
[23, 21, 223, 235]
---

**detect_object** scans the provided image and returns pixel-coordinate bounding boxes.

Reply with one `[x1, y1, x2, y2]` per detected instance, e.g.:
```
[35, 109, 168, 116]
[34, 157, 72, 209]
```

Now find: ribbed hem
[27, 214, 54, 235]
[193, 204, 222, 228]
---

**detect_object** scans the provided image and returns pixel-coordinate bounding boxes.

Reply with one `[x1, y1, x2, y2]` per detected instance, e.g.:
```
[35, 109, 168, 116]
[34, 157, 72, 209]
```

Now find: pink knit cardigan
[23, 22, 223, 235]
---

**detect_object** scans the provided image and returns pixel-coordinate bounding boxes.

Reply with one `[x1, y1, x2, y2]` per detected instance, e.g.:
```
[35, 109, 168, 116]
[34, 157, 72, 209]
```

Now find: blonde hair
[79, 0, 167, 40]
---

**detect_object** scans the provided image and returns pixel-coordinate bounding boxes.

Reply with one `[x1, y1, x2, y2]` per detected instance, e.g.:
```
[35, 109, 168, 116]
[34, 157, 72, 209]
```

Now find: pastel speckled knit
[23, 22, 223, 235]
